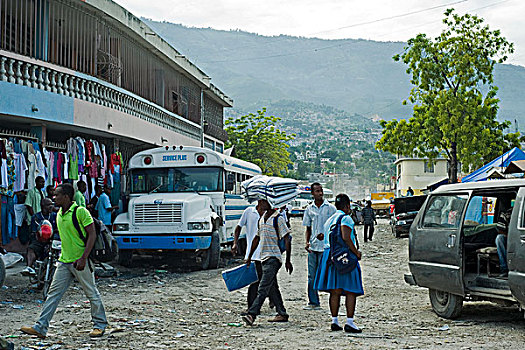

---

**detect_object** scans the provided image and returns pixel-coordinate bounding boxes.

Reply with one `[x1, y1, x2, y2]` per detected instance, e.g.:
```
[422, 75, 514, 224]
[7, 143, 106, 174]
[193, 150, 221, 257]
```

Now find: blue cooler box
[222, 263, 258, 292]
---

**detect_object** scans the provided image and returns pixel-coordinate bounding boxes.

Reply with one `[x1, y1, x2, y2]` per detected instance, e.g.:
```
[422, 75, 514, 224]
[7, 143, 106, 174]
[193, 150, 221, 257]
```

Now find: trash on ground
[1, 252, 24, 268]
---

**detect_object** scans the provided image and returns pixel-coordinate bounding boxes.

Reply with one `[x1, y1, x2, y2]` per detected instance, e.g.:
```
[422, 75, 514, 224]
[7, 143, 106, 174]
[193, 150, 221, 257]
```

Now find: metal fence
[0, 0, 226, 141]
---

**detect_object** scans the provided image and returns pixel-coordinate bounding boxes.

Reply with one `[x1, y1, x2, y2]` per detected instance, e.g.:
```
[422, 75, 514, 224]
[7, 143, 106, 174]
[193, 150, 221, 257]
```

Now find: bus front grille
[134, 203, 183, 224]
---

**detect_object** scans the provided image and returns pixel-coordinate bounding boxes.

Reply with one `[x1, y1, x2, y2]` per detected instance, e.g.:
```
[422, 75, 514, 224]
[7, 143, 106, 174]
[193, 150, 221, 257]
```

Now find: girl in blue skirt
[314, 193, 364, 333]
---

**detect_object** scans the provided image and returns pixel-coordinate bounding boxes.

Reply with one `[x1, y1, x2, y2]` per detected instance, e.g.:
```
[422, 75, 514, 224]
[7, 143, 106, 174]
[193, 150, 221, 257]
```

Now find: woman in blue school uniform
[314, 193, 364, 333]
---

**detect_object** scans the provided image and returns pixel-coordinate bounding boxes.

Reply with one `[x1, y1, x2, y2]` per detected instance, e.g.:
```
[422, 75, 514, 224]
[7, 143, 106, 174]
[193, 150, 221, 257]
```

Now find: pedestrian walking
[242, 199, 293, 326]
[302, 183, 336, 310]
[362, 200, 377, 242]
[20, 183, 108, 339]
[232, 201, 264, 310]
[314, 193, 364, 333]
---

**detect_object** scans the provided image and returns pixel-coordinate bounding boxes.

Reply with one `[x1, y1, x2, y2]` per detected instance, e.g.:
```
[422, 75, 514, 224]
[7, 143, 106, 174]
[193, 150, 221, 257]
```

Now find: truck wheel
[0, 257, 5, 289]
[429, 288, 463, 319]
[200, 231, 220, 270]
[237, 237, 247, 257]
[118, 250, 133, 267]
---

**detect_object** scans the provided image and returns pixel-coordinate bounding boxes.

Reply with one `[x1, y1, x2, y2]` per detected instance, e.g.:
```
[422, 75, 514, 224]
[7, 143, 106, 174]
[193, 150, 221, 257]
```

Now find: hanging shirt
[13, 153, 28, 192]
[101, 144, 107, 178]
[43, 148, 53, 186]
[75, 137, 85, 173]
[69, 154, 79, 180]
[1, 158, 8, 188]
[27, 153, 37, 190]
[35, 151, 46, 181]
[63, 152, 69, 180]
[0, 156, 15, 197]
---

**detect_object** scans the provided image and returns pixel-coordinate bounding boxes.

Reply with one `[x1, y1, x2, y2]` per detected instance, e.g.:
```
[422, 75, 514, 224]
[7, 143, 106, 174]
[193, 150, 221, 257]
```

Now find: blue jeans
[1, 195, 14, 244]
[496, 234, 508, 272]
[308, 251, 323, 306]
[248, 257, 287, 317]
[33, 262, 108, 335]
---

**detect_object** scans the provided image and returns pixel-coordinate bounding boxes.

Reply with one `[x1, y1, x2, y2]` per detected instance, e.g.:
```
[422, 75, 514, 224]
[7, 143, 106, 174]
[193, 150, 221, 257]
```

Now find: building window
[424, 161, 435, 173]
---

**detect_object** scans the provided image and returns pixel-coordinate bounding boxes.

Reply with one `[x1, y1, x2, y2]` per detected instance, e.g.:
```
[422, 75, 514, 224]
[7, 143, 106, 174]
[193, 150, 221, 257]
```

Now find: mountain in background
[145, 19, 525, 128]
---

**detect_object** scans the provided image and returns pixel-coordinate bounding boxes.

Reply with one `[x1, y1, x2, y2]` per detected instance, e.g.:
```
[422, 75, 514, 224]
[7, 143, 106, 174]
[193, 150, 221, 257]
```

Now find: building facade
[0, 0, 231, 156]
[395, 158, 448, 196]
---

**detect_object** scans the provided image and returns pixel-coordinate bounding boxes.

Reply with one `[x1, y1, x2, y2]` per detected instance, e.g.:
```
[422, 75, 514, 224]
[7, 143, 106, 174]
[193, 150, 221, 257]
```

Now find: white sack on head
[241, 175, 299, 208]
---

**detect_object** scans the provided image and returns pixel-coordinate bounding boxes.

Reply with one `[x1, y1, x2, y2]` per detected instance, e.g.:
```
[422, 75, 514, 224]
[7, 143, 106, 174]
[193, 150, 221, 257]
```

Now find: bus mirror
[226, 174, 235, 191]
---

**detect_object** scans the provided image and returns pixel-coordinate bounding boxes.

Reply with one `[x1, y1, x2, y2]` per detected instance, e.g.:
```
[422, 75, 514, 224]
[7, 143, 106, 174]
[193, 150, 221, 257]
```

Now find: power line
[197, 0, 469, 62]
[200, 0, 511, 64]
[308, 0, 469, 36]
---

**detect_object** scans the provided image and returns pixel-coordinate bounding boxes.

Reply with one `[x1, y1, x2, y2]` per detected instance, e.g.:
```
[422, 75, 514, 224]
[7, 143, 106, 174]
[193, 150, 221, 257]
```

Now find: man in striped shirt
[242, 199, 293, 326]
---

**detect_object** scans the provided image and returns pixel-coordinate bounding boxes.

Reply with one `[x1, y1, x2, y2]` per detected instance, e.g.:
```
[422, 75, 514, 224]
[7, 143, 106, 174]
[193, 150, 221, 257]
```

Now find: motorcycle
[30, 239, 61, 299]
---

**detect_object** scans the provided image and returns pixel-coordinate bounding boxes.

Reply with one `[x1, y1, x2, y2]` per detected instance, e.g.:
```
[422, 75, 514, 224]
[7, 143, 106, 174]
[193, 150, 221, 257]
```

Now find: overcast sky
[115, 0, 525, 67]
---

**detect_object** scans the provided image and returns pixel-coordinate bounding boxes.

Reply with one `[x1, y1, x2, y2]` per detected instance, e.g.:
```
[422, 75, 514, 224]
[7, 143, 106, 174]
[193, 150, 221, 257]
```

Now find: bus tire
[429, 288, 463, 319]
[201, 231, 220, 270]
[118, 250, 133, 267]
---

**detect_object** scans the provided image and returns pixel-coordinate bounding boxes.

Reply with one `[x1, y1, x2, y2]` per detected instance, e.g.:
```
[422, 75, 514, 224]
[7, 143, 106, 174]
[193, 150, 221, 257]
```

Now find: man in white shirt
[302, 183, 336, 310]
[232, 202, 263, 310]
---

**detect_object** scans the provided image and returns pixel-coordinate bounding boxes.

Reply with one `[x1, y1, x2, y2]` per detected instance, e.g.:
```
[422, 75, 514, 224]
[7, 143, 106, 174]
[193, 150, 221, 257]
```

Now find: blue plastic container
[222, 263, 258, 292]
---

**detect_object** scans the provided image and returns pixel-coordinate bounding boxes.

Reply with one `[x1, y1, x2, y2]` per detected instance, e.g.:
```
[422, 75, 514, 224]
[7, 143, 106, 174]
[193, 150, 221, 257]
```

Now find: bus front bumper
[115, 235, 212, 250]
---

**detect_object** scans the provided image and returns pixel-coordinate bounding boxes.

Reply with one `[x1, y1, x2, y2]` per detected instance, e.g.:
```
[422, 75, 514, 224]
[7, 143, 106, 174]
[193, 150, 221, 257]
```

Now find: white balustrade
[0, 53, 201, 140]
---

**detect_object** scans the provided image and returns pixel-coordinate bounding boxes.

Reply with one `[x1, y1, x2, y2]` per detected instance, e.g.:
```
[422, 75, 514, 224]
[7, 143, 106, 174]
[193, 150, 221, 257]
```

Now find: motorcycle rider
[21, 198, 58, 276]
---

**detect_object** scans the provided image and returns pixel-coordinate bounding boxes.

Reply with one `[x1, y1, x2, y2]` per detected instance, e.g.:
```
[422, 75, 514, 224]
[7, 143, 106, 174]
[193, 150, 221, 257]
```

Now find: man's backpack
[272, 215, 292, 253]
[71, 206, 118, 263]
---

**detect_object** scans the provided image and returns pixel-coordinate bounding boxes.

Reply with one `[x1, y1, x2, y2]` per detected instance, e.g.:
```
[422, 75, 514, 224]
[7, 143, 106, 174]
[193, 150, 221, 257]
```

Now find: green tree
[225, 108, 295, 176]
[376, 9, 522, 183]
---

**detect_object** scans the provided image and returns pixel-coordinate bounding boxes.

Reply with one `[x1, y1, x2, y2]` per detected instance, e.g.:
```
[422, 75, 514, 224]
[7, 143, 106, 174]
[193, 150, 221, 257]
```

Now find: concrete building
[0, 0, 231, 156]
[395, 158, 448, 196]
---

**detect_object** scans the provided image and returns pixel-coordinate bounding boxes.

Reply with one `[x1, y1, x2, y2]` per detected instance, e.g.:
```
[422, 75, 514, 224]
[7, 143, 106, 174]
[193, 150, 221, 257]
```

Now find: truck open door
[508, 187, 525, 307]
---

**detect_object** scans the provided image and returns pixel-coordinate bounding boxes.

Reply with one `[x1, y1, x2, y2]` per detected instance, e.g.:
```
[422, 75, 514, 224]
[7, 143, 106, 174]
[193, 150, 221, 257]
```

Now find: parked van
[405, 179, 525, 319]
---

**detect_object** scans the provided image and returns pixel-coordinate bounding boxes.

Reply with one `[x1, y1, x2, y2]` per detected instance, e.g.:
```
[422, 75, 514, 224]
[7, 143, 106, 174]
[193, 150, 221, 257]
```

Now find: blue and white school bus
[113, 146, 261, 269]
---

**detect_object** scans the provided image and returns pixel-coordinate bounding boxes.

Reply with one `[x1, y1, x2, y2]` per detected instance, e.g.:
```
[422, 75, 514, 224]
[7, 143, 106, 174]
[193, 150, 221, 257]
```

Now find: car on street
[405, 179, 525, 319]
[390, 195, 427, 237]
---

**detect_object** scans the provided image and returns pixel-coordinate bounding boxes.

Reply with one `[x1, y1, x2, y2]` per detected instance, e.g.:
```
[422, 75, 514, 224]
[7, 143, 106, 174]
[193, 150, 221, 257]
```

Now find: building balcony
[0, 50, 208, 146]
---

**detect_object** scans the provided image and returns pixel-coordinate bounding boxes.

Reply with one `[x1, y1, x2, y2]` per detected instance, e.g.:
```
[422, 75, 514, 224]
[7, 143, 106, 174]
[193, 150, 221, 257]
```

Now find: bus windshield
[130, 167, 223, 193]
[298, 192, 313, 200]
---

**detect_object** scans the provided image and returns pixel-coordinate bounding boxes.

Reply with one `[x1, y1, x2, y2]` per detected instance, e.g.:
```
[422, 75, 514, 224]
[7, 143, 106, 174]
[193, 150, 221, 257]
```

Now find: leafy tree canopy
[376, 9, 523, 182]
[225, 108, 295, 176]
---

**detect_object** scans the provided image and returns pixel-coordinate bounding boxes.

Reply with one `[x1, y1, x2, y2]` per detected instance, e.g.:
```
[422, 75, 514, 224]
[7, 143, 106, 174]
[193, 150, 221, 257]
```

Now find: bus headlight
[113, 224, 129, 231]
[188, 222, 210, 230]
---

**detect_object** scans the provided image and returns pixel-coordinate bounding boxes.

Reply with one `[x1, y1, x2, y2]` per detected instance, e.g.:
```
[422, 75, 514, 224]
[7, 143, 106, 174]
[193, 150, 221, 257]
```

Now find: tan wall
[73, 100, 198, 147]
[396, 159, 448, 195]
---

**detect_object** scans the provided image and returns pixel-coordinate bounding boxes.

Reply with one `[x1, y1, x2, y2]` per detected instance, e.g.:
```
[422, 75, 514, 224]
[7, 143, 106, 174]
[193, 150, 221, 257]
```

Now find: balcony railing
[0, 52, 202, 141]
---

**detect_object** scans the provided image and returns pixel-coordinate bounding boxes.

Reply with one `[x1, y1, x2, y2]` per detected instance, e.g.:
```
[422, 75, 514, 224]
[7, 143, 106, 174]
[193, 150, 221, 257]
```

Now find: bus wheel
[200, 231, 220, 270]
[118, 250, 133, 267]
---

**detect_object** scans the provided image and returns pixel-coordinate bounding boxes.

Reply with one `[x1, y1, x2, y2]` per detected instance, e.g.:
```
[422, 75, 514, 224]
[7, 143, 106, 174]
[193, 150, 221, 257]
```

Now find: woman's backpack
[329, 214, 358, 273]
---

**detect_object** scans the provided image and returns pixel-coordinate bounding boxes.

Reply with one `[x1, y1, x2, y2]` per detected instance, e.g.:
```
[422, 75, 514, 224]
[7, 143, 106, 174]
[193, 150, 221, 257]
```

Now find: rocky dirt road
[1, 219, 524, 349]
